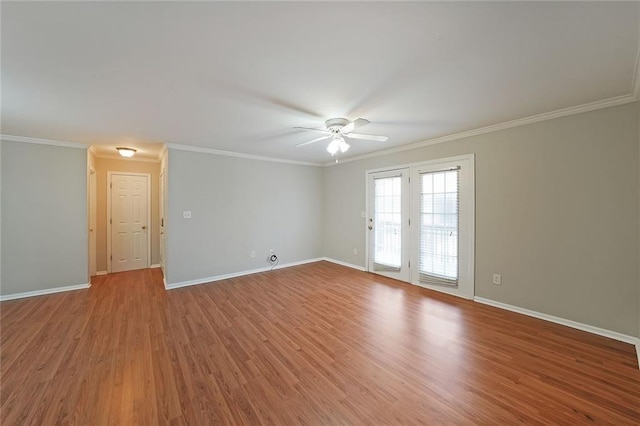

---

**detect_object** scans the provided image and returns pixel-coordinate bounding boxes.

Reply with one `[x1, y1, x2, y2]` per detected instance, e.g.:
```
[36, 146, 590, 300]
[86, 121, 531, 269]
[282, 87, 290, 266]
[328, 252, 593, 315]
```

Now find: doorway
[107, 172, 151, 273]
[366, 155, 475, 299]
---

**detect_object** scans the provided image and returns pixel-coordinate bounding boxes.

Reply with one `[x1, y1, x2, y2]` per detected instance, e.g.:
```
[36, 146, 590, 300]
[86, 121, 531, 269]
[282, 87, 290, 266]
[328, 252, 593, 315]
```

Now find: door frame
[364, 154, 475, 299]
[89, 167, 97, 276]
[106, 171, 152, 273]
[159, 168, 166, 273]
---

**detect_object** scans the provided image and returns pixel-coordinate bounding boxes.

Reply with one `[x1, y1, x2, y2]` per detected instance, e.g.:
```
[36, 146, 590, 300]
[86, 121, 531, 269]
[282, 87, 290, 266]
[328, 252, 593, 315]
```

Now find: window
[418, 168, 459, 286]
[372, 175, 403, 271]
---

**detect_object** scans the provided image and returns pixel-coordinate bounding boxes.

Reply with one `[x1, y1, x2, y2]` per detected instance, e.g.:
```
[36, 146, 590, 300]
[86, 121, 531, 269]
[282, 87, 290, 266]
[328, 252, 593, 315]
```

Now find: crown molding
[87, 145, 98, 156]
[323, 94, 639, 167]
[158, 144, 167, 162]
[92, 153, 160, 163]
[0, 134, 88, 150]
[165, 143, 323, 167]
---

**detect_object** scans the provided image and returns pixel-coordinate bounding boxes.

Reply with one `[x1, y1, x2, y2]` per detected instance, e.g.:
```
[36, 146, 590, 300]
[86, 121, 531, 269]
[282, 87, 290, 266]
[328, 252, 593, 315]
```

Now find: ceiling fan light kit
[295, 117, 388, 157]
[327, 136, 350, 156]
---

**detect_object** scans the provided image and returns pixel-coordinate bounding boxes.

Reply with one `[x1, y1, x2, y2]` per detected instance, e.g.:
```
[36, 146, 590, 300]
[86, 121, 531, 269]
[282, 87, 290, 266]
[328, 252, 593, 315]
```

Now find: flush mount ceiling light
[116, 147, 137, 158]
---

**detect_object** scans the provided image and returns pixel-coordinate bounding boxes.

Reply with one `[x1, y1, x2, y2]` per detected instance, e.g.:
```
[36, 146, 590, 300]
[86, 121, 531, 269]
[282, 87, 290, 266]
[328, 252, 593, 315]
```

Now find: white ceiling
[2, 2, 639, 164]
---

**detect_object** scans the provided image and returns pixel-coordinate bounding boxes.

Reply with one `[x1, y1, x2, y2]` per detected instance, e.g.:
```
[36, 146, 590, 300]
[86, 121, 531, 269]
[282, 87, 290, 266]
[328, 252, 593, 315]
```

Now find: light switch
[183, 211, 192, 219]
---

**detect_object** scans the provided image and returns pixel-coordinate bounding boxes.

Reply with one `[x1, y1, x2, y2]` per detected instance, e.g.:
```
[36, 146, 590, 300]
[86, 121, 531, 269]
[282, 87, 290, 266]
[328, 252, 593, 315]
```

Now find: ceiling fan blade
[345, 133, 388, 142]
[293, 126, 331, 134]
[296, 135, 331, 147]
[341, 118, 370, 134]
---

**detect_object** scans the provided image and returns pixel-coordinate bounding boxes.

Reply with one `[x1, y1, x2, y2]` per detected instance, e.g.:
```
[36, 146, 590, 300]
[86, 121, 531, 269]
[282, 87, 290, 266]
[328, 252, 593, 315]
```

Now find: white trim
[324, 94, 638, 167]
[150, 264, 161, 268]
[93, 153, 160, 163]
[165, 143, 323, 167]
[636, 342, 640, 370]
[96, 271, 107, 276]
[365, 154, 477, 176]
[107, 172, 152, 273]
[158, 144, 168, 162]
[0, 283, 91, 302]
[1, 134, 88, 150]
[165, 257, 325, 290]
[474, 297, 639, 346]
[322, 257, 366, 271]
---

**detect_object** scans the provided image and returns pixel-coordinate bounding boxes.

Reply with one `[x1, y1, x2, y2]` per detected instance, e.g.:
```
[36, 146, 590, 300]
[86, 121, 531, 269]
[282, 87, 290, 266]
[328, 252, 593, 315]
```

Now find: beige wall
[95, 158, 160, 272]
[323, 102, 640, 336]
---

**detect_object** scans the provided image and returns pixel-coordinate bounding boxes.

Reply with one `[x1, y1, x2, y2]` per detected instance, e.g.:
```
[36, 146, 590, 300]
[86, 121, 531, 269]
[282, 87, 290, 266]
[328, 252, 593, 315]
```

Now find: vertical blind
[373, 176, 402, 271]
[418, 167, 460, 286]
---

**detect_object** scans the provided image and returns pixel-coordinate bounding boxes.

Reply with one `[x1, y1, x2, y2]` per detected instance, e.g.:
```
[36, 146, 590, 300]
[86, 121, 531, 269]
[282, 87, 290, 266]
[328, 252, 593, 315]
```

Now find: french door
[366, 155, 475, 299]
[367, 168, 410, 282]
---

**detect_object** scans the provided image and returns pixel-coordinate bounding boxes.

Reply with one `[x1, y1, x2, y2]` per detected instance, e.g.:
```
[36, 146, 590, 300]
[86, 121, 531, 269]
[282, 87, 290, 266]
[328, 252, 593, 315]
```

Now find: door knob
[142, 226, 147, 230]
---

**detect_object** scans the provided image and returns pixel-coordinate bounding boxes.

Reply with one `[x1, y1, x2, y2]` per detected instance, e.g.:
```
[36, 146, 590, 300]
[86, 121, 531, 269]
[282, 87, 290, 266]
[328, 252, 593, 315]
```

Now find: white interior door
[110, 173, 149, 273]
[367, 168, 410, 282]
[89, 170, 97, 276]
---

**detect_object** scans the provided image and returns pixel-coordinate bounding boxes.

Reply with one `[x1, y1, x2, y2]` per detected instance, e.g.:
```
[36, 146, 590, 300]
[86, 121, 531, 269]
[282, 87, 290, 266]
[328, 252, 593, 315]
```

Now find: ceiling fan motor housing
[325, 118, 349, 133]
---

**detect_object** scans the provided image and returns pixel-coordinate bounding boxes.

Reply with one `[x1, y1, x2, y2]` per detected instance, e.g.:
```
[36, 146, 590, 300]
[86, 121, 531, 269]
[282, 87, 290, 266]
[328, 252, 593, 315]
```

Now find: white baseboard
[637, 342, 640, 370]
[96, 271, 107, 276]
[150, 264, 161, 269]
[321, 257, 366, 271]
[474, 296, 639, 346]
[165, 257, 325, 290]
[0, 283, 91, 302]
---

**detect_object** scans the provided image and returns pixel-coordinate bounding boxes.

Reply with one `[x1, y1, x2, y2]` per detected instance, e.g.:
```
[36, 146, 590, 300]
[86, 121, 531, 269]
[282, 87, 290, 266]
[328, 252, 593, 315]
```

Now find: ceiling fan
[294, 118, 388, 156]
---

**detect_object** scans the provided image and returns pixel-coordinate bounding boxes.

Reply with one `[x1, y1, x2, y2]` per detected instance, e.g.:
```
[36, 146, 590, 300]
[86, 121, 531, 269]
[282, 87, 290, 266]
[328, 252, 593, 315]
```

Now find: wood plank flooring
[1, 261, 639, 424]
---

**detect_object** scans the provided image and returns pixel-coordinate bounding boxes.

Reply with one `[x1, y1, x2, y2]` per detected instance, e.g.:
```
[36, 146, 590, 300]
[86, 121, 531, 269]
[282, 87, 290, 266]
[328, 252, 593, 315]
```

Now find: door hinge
[408, 261, 411, 268]
[408, 177, 411, 183]
[110, 255, 112, 260]
[110, 182, 112, 189]
[408, 218, 411, 226]
[110, 218, 112, 224]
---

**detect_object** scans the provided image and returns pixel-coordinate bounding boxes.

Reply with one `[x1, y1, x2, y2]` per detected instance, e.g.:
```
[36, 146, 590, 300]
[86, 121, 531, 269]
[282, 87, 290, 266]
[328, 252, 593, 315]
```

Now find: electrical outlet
[492, 274, 502, 285]
[183, 210, 192, 219]
[250, 251, 255, 258]
[353, 248, 358, 255]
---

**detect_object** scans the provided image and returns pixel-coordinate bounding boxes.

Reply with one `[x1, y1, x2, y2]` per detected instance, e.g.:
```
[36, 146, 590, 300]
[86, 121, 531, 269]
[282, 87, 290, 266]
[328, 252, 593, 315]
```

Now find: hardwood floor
[1, 261, 639, 424]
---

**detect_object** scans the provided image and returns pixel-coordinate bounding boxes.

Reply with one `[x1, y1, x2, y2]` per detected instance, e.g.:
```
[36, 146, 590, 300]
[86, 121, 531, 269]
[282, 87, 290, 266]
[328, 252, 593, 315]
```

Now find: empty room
[1, 1, 640, 424]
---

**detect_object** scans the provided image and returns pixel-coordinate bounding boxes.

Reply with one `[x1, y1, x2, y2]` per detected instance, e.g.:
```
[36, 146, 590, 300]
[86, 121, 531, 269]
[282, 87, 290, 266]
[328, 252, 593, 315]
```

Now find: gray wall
[323, 103, 640, 336]
[166, 149, 323, 285]
[1, 141, 88, 295]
